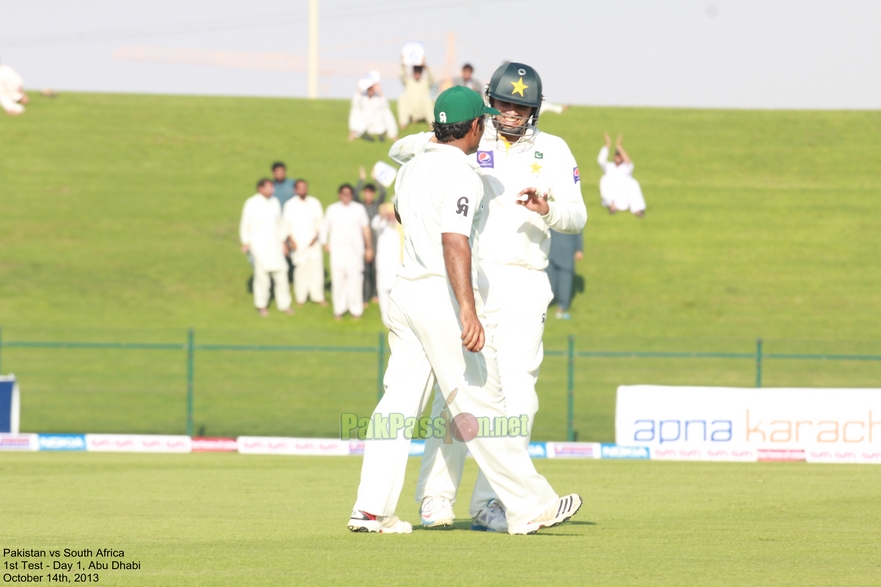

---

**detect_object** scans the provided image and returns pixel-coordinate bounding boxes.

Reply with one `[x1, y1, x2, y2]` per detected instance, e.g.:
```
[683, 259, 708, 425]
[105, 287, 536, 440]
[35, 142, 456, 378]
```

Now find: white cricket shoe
[420, 496, 455, 528]
[470, 499, 508, 533]
[508, 494, 583, 535]
[347, 510, 413, 534]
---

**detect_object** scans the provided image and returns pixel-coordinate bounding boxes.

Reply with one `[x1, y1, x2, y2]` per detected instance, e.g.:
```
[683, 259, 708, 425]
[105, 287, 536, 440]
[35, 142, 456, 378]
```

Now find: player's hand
[616, 133, 623, 148]
[365, 248, 374, 263]
[604, 131, 611, 148]
[515, 187, 550, 216]
[241, 244, 250, 253]
[460, 311, 485, 353]
[324, 245, 330, 254]
[574, 251, 583, 262]
[359, 166, 366, 180]
[283, 243, 290, 256]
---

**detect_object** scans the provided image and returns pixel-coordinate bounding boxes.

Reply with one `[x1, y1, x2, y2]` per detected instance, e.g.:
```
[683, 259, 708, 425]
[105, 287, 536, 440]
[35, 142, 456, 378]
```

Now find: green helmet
[485, 62, 544, 135]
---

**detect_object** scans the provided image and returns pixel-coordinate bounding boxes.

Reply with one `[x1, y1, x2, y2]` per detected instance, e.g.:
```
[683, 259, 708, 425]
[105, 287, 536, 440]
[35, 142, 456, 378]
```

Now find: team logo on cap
[439, 112, 447, 123]
[573, 166, 580, 183]
[477, 151, 494, 168]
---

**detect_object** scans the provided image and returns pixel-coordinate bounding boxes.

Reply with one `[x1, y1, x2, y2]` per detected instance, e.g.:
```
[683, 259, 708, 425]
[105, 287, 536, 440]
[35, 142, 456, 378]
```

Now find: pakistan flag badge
[534, 151, 544, 159]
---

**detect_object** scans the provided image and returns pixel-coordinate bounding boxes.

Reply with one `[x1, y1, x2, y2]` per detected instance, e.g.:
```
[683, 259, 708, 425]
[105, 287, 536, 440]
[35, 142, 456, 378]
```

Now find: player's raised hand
[358, 166, 366, 180]
[515, 187, 550, 215]
[616, 133, 623, 148]
[460, 311, 485, 353]
[604, 131, 611, 149]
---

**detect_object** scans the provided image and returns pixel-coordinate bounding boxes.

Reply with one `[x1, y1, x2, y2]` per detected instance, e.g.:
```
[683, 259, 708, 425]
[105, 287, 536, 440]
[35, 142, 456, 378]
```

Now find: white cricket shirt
[394, 142, 484, 283]
[389, 125, 587, 271]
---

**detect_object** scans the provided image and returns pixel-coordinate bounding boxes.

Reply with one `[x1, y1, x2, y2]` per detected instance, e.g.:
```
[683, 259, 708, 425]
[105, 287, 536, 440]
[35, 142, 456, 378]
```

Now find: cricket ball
[451, 412, 479, 442]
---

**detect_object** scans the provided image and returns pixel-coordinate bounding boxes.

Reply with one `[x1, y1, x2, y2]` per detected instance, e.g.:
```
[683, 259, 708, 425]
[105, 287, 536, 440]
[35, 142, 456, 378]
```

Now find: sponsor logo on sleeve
[38, 434, 86, 451]
[476, 151, 494, 168]
[573, 166, 580, 184]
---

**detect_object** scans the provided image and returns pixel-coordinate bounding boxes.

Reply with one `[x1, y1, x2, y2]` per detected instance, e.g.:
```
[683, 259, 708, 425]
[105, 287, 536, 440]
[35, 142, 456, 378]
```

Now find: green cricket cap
[434, 86, 500, 125]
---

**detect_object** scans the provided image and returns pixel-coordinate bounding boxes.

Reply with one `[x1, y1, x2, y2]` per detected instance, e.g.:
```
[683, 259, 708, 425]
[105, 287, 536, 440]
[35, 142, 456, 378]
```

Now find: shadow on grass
[412, 519, 597, 533]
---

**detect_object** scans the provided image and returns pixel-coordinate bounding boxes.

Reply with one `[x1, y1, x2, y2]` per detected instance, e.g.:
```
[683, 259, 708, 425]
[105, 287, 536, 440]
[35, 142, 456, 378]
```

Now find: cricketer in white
[349, 86, 581, 535]
[239, 179, 292, 315]
[388, 63, 587, 532]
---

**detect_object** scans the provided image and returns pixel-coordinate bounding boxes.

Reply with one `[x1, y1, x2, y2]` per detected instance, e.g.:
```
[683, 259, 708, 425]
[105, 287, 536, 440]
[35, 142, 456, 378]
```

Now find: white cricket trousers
[253, 262, 291, 311]
[293, 247, 325, 304]
[352, 277, 559, 528]
[415, 263, 553, 516]
[331, 264, 363, 317]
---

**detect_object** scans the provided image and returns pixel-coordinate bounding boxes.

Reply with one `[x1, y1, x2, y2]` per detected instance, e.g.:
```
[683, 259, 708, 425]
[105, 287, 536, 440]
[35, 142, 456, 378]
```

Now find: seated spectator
[397, 62, 433, 129]
[321, 184, 373, 320]
[371, 203, 403, 327]
[598, 132, 646, 217]
[283, 179, 327, 307]
[452, 63, 482, 93]
[240, 179, 293, 317]
[354, 166, 387, 307]
[0, 59, 29, 116]
[348, 71, 398, 142]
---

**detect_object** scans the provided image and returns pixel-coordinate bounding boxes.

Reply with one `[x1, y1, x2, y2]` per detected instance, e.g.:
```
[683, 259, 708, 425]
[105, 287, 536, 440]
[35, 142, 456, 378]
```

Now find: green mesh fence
[1, 327, 878, 441]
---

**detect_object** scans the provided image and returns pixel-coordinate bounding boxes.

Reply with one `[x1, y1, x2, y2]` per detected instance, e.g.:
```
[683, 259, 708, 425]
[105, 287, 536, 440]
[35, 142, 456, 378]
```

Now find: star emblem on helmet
[510, 77, 529, 97]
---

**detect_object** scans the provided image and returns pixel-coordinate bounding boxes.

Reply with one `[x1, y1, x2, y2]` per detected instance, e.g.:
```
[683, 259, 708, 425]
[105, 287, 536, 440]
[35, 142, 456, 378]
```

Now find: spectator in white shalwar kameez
[240, 179, 293, 317]
[283, 180, 327, 306]
[598, 132, 646, 217]
[397, 63, 433, 129]
[370, 203, 404, 328]
[0, 60, 29, 115]
[348, 71, 398, 142]
[321, 184, 373, 320]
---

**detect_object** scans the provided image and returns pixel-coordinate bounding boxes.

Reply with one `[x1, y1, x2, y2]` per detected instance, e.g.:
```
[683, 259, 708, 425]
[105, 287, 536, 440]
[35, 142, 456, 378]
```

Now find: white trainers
[470, 499, 508, 533]
[508, 494, 582, 535]
[347, 510, 413, 534]
[420, 496, 455, 528]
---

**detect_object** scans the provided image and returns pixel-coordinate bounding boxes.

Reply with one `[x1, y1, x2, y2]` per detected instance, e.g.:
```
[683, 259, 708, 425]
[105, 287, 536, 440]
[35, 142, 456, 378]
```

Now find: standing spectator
[546, 229, 584, 320]
[321, 184, 373, 320]
[598, 133, 646, 217]
[240, 179, 292, 317]
[283, 179, 327, 307]
[371, 203, 403, 328]
[397, 63, 433, 129]
[0, 59, 29, 115]
[354, 166, 386, 306]
[271, 162, 297, 284]
[452, 63, 482, 93]
[348, 72, 398, 142]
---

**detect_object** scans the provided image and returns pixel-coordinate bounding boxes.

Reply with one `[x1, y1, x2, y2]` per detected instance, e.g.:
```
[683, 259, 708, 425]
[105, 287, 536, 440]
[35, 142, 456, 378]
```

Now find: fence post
[187, 328, 194, 436]
[377, 332, 386, 401]
[567, 335, 575, 442]
[756, 338, 763, 388]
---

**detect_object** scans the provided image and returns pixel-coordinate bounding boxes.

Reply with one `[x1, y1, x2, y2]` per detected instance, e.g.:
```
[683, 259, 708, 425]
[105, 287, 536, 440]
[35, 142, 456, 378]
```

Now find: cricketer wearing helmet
[388, 62, 587, 532]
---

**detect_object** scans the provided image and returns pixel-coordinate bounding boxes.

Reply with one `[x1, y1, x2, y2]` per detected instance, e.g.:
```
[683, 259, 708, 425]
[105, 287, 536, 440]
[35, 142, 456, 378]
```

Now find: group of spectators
[349, 62, 549, 142]
[239, 162, 403, 324]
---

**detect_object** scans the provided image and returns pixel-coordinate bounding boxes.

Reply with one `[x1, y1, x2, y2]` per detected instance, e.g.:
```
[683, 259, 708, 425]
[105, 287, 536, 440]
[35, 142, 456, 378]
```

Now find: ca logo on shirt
[456, 196, 469, 216]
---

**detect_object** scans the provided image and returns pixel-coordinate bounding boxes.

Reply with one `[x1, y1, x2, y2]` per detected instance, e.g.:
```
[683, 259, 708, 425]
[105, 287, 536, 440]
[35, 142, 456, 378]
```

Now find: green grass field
[3, 453, 880, 586]
[1, 93, 879, 440]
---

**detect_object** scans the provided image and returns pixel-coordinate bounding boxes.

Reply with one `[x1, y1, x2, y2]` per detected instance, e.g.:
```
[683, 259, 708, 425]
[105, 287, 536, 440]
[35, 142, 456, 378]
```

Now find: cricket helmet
[485, 62, 544, 137]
